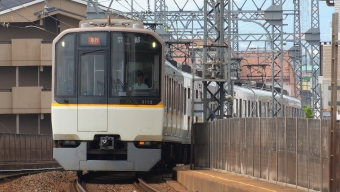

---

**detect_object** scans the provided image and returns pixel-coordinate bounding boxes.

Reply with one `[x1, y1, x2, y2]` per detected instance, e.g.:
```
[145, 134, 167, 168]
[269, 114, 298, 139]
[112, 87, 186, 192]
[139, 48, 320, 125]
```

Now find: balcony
[0, 39, 52, 67]
[0, 87, 51, 114]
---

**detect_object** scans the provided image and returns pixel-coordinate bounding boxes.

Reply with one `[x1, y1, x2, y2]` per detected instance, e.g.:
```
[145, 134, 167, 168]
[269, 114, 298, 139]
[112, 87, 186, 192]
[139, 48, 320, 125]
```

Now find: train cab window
[80, 54, 105, 96]
[110, 32, 162, 103]
[55, 34, 76, 98]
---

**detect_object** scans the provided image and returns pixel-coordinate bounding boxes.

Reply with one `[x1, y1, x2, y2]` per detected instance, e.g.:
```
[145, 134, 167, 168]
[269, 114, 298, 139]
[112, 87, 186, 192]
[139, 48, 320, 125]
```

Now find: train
[51, 18, 302, 172]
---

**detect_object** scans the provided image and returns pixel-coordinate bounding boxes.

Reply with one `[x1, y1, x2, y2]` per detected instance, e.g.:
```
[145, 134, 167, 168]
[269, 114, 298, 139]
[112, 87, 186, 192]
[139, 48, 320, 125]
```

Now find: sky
[319, 2, 334, 42]
[98, 0, 335, 42]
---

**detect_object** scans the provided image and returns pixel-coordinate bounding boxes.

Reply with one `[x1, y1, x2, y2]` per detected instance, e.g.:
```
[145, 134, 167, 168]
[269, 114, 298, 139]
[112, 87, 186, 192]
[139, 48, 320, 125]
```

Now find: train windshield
[111, 32, 162, 98]
[54, 31, 162, 104]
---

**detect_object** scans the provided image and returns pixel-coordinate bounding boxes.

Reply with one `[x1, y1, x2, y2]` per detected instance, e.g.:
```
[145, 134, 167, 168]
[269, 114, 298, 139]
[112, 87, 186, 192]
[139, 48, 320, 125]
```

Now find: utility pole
[329, 12, 339, 192]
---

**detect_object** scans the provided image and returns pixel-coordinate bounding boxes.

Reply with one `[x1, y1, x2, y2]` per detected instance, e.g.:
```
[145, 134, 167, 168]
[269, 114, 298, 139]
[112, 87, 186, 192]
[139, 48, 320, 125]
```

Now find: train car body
[52, 21, 165, 171]
[52, 19, 302, 173]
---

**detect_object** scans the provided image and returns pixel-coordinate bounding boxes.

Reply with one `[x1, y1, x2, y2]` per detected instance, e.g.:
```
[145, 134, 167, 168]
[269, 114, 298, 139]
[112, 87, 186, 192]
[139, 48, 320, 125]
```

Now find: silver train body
[52, 22, 301, 172]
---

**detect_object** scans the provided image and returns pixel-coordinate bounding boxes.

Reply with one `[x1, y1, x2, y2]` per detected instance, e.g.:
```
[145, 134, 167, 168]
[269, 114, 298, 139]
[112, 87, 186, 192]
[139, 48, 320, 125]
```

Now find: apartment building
[320, 43, 340, 117]
[0, 0, 87, 134]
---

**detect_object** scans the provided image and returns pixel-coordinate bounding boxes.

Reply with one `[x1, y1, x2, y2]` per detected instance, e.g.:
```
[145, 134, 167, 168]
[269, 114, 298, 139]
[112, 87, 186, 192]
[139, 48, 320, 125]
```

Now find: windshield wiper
[117, 79, 136, 104]
[81, 49, 104, 55]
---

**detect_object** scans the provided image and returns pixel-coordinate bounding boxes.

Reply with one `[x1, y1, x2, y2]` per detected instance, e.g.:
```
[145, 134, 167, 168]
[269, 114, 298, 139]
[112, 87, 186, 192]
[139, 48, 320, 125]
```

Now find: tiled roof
[0, 0, 35, 11]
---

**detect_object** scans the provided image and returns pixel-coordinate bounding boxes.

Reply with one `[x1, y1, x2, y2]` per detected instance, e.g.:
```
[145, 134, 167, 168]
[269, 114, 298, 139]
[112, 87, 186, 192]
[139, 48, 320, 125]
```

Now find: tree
[303, 76, 311, 82]
[303, 105, 313, 118]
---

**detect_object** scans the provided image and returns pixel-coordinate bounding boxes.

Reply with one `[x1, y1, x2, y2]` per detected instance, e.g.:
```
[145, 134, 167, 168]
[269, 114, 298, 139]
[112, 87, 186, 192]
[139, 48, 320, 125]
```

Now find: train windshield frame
[54, 31, 162, 105]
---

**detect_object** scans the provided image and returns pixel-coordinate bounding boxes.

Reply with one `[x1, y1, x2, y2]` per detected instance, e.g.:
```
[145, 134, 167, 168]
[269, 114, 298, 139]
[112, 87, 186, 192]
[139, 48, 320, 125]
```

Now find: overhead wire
[133, 0, 148, 12]
[123, 0, 139, 12]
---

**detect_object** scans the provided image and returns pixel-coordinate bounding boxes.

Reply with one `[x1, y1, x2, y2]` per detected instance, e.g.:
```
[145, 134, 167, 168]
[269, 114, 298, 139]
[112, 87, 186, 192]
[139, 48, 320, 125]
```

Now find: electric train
[52, 18, 302, 172]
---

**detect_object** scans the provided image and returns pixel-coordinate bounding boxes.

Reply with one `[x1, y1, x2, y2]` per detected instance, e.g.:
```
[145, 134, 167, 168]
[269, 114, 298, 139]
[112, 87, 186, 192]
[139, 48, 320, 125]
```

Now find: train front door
[77, 51, 108, 132]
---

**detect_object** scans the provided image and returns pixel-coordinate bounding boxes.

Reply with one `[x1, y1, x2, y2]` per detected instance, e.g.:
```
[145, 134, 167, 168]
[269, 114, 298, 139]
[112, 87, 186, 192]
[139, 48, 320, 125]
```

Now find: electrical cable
[0, 2, 57, 35]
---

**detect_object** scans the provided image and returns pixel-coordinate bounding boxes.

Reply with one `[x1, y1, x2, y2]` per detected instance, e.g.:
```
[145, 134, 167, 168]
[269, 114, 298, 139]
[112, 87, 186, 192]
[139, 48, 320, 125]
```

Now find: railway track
[76, 171, 171, 192]
[76, 177, 159, 192]
[0, 168, 175, 192]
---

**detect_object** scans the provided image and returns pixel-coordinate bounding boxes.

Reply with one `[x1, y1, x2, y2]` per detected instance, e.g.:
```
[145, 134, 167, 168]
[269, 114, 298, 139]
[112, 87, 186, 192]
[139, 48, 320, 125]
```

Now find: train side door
[77, 51, 108, 132]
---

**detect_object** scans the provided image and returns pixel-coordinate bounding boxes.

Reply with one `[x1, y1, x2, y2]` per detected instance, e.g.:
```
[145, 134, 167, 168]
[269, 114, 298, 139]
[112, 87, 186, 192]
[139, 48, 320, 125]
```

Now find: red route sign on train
[88, 37, 100, 45]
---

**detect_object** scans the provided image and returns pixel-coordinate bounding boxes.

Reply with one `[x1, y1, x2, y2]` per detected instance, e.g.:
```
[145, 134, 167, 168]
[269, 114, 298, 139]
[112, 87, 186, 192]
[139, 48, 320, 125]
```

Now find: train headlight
[152, 42, 156, 48]
[61, 41, 65, 47]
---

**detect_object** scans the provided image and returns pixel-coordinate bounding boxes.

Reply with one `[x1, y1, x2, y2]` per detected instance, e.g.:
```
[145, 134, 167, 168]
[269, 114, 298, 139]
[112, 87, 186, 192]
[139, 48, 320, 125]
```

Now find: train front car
[52, 25, 164, 172]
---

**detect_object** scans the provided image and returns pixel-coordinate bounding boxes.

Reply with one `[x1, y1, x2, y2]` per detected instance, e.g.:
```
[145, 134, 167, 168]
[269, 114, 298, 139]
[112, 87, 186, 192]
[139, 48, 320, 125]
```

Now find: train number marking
[142, 100, 152, 104]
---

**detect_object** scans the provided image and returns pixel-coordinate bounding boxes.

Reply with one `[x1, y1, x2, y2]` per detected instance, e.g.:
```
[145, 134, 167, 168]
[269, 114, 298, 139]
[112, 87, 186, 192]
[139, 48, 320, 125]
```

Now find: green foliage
[303, 105, 313, 118]
[303, 76, 311, 82]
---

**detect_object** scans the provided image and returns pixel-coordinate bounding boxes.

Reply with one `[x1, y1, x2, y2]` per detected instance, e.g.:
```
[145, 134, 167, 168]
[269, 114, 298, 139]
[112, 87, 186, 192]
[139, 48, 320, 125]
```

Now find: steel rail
[138, 178, 160, 192]
[76, 178, 87, 192]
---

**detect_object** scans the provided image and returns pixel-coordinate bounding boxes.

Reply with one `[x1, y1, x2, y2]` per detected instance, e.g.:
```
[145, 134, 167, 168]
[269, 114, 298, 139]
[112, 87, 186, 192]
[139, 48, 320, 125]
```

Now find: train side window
[180, 84, 183, 113]
[195, 90, 198, 99]
[248, 100, 250, 117]
[244, 100, 246, 117]
[235, 99, 238, 117]
[239, 99, 242, 118]
[179, 84, 182, 113]
[170, 78, 173, 110]
[188, 88, 191, 99]
[267, 102, 270, 117]
[185, 88, 187, 115]
[174, 81, 177, 111]
[169, 77, 172, 110]
[259, 101, 262, 117]
[165, 76, 168, 111]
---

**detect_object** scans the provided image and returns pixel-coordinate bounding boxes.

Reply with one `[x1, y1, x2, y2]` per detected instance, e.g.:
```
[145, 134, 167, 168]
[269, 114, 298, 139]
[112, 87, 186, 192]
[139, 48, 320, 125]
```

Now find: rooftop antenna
[43, 0, 48, 15]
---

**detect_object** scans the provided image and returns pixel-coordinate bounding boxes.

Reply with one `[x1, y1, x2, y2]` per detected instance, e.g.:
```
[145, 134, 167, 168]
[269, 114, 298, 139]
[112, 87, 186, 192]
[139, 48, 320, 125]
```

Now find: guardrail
[194, 118, 330, 191]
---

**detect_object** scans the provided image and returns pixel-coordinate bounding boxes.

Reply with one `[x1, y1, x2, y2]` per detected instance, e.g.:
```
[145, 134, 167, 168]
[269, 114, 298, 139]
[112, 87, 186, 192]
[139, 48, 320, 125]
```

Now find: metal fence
[0, 133, 54, 162]
[194, 118, 330, 191]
